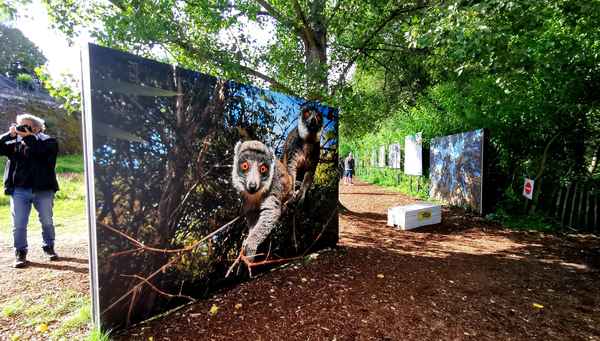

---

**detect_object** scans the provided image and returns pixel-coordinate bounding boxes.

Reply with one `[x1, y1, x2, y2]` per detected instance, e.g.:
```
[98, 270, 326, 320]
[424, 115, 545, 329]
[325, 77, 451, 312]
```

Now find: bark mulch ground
[117, 180, 600, 341]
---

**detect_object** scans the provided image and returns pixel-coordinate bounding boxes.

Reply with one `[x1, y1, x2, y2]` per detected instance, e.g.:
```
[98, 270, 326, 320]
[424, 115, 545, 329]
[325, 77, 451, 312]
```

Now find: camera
[16, 124, 32, 133]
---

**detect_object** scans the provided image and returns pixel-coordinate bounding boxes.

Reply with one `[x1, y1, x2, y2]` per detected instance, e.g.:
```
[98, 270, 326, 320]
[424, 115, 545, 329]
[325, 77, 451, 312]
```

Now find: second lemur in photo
[283, 103, 323, 205]
[231, 140, 292, 261]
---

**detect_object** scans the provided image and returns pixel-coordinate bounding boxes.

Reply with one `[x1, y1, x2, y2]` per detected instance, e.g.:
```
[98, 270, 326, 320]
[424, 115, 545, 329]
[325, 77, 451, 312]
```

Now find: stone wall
[0, 89, 82, 154]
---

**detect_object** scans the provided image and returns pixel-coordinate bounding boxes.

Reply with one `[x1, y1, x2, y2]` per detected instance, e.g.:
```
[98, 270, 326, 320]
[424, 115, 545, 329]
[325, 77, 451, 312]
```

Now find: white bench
[387, 203, 442, 230]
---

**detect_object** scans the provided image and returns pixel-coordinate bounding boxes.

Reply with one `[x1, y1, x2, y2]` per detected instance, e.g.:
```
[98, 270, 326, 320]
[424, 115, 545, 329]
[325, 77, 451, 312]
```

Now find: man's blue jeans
[10, 187, 55, 251]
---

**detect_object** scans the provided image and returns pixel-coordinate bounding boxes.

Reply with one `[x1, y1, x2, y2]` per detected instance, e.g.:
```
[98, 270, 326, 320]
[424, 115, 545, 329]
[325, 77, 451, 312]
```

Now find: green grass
[1, 290, 91, 340]
[54, 154, 85, 173]
[486, 208, 558, 233]
[0, 173, 86, 236]
[52, 302, 91, 339]
[86, 327, 112, 341]
[2, 299, 26, 318]
[355, 167, 430, 200]
[0, 154, 86, 236]
[0, 154, 84, 176]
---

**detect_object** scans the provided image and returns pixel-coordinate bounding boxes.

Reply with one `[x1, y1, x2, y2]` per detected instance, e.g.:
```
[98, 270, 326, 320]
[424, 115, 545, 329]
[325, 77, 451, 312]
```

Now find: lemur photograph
[83, 44, 339, 328]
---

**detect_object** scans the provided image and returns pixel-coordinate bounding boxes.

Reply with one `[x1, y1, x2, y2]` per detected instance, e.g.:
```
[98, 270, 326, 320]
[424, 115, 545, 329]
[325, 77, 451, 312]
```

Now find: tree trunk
[300, 0, 327, 100]
[529, 134, 559, 214]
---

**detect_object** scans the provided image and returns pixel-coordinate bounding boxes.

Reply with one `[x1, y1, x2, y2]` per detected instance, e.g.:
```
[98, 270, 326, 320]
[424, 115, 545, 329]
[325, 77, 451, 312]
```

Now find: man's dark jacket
[0, 132, 59, 195]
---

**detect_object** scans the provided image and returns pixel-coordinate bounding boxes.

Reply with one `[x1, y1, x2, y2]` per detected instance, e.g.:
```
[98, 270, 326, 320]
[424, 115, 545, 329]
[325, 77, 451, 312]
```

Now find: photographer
[0, 114, 60, 268]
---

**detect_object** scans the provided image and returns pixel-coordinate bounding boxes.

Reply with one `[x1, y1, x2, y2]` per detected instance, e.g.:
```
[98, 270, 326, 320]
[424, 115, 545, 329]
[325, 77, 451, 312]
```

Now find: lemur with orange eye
[231, 140, 292, 261]
[283, 103, 323, 205]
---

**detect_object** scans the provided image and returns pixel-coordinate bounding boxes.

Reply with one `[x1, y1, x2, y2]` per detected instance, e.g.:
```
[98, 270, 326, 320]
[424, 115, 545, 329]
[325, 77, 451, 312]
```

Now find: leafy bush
[15, 72, 34, 89]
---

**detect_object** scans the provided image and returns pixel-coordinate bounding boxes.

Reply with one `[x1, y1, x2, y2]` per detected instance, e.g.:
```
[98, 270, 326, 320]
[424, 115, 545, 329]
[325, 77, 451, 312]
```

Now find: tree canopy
[29, 0, 600, 220]
[0, 23, 47, 78]
[41, 0, 434, 101]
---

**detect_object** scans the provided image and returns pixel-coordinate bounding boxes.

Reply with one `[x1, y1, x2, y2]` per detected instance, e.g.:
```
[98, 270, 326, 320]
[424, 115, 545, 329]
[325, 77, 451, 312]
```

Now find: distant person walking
[344, 153, 355, 185]
[0, 113, 60, 268]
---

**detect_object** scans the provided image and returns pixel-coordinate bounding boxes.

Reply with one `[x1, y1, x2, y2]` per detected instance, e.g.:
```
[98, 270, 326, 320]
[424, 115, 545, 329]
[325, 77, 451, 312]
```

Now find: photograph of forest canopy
[83, 44, 338, 329]
[429, 129, 484, 213]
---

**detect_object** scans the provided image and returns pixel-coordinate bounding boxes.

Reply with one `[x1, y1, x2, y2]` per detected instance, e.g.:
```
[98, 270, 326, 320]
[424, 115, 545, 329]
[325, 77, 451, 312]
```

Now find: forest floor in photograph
[117, 180, 600, 341]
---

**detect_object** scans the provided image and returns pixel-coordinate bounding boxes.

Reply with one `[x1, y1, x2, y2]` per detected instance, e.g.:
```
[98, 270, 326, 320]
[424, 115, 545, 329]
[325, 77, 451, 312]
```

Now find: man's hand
[15, 127, 33, 138]
[8, 124, 17, 137]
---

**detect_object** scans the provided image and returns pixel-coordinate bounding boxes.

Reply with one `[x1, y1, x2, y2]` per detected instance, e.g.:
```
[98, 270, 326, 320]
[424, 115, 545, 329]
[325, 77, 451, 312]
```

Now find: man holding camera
[0, 114, 60, 268]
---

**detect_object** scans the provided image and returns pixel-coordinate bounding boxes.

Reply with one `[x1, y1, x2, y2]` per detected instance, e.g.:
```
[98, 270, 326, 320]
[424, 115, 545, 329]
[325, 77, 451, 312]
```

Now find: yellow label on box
[417, 210, 432, 221]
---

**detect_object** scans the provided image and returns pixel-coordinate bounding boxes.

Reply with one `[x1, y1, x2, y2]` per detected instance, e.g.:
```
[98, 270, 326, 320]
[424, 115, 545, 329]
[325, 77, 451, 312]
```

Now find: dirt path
[0, 233, 89, 340]
[116, 180, 599, 340]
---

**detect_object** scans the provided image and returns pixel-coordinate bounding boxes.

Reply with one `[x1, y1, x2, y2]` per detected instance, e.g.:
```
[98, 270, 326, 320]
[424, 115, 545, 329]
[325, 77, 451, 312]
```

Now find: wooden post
[577, 186, 585, 230]
[555, 187, 563, 218]
[595, 193, 598, 234]
[585, 191, 591, 232]
[548, 186, 558, 212]
[561, 183, 571, 229]
[568, 183, 579, 229]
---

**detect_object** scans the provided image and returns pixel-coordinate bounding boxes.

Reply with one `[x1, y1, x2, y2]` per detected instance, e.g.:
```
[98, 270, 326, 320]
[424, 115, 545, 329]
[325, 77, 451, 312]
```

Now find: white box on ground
[387, 203, 442, 230]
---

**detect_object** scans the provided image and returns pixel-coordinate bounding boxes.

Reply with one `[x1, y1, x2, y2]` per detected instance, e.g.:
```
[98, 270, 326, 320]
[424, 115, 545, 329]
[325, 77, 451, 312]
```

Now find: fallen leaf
[36, 323, 48, 333]
[209, 304, 219, 316]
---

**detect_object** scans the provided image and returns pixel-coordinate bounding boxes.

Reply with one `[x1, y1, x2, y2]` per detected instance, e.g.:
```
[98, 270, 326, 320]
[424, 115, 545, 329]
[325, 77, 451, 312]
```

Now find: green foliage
[16, 73, 33, 85]
[486, 209, 558, 233]
[35, 66, 81, 116]
[341, 0, 600, 224]
[356, 168, 429, 200]
[32, 66, 83, 155]
[0, 23, 46, 78]
[0, 1, 19, 21]
[40, 0, 435, 101]
[314, 161, 339, 188]
[15, 72, 35, 91]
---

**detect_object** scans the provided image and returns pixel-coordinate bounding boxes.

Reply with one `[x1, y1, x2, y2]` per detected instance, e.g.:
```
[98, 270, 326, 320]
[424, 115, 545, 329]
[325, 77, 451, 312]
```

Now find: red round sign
[524, 182, 532, 194]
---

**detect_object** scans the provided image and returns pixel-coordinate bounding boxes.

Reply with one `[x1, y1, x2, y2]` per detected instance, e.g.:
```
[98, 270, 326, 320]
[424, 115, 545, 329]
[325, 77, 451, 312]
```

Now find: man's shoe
[13, 250, 28, 268]
[42, 246, 59, 261]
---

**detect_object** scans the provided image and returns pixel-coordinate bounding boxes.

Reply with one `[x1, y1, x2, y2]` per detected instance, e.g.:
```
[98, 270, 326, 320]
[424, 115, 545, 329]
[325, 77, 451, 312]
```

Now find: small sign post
[523, 178, 535, 200]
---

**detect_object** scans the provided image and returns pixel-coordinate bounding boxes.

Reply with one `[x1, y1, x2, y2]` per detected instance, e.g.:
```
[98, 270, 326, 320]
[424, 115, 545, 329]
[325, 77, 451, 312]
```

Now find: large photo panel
[388, 143, 401, 169]
[404, 133, 423, 176]
[429, 129, 484, 214]
[82, 44, 339, 329]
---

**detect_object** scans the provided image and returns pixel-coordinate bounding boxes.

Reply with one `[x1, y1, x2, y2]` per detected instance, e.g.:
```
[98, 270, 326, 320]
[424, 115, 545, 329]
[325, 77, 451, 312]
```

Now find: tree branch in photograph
[225, 207, 338, 278]
[99, 216, 241, 319]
